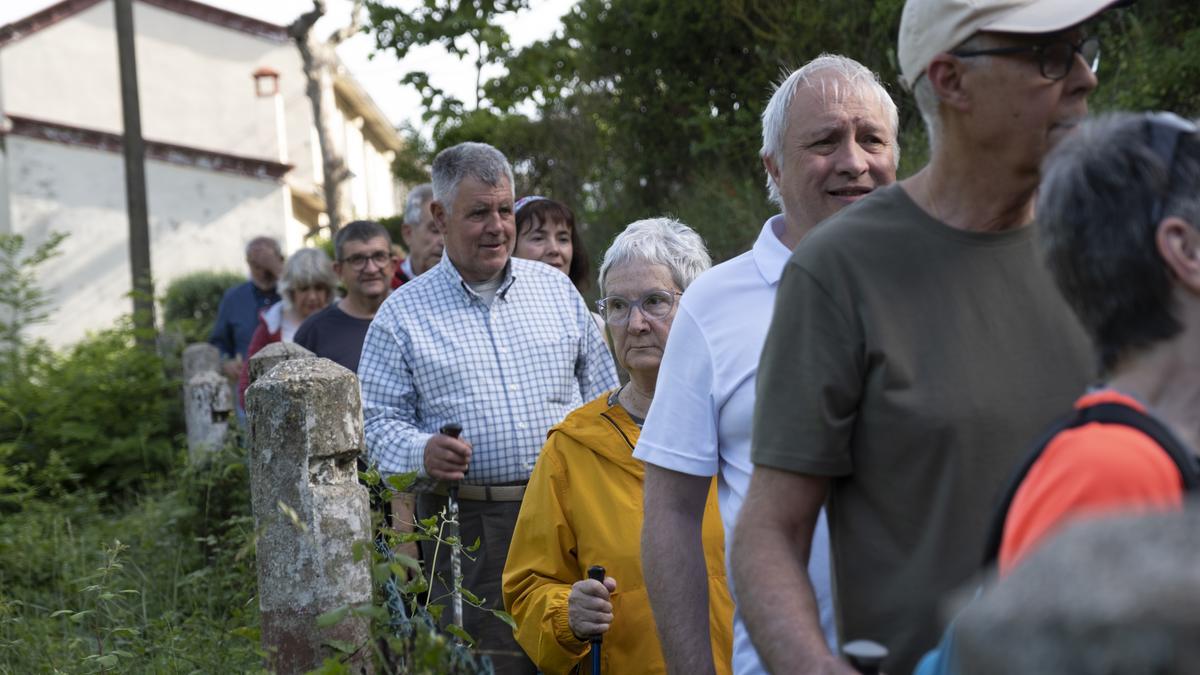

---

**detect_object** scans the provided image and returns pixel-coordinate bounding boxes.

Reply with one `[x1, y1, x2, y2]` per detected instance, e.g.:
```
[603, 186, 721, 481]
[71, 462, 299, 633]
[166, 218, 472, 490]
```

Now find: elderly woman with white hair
[238, 247, 336, 405]
[502, 218, 732, 674]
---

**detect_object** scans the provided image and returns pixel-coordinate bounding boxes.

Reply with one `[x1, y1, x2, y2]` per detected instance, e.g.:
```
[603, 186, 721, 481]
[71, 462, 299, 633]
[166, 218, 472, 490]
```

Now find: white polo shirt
[635, 215, 836, 674]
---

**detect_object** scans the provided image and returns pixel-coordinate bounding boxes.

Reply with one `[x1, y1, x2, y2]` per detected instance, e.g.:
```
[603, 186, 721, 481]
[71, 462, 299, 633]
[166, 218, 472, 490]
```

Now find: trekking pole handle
[588, 565, 606, 674]
[587, 565, 607, 645]
[439, 423, 464, 492]
[842, 639, 888, 675]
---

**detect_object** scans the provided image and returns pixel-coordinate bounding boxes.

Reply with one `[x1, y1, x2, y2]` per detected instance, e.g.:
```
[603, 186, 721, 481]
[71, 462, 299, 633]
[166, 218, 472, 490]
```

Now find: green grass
[0, 445, 264, 674]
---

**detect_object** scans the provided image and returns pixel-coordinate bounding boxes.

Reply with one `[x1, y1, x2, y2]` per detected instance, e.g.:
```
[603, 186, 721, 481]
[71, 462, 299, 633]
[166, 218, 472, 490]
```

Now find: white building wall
[7, 136, 287, 347]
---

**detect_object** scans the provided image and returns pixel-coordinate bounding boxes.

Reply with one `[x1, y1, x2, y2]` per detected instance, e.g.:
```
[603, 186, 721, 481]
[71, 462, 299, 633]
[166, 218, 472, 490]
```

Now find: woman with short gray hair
[238, 247, 335, 405]
[503, 218, 734, 674]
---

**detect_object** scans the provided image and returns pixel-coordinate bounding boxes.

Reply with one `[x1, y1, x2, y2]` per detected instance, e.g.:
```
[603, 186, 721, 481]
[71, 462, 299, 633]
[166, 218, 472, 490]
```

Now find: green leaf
[390, 552, 422, 572]
[315, 606, 350, 628]
[446, 624, 474, 645]
[491, 609, 518, 631]
[386, 472, 417, 493]
[352, 539, 370, 563]
[458, 586, 483, 606]
[95, 654, 119, 668]
[49, 609, 74, 618]
[231, 626, 261, 642]
[427, 604, 445, 623]
[465, 536, 482, 553]
[323, 638, 358, 654]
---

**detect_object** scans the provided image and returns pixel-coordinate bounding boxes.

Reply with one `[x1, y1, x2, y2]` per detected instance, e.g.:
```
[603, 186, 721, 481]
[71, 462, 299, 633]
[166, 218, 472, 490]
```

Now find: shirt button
[509, 384, 518, 392]
[517, 422, 527, 429]
[498, 346, 508, 354]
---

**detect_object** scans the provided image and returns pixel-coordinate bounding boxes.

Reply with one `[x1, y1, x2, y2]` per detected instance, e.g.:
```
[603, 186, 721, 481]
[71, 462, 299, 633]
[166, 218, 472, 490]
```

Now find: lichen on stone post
[183, 370, 231, 464]
[246, 357, 374, 674]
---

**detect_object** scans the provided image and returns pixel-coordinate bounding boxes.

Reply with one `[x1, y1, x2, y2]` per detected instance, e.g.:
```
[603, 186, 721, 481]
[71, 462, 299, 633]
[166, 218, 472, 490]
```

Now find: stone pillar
[246, 358, 374, 674]
[182, 342, 219, 382]
[248, 342, 315, 391]
[183, 369, 232, 463]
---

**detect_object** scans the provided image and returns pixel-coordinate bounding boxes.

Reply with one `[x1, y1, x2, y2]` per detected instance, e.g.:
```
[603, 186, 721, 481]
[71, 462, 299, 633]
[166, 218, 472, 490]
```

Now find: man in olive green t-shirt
[730, 0, 1116, 673]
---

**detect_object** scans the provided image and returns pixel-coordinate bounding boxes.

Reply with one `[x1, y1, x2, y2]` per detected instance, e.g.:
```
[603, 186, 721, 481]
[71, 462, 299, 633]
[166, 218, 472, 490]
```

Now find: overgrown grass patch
[0, 445, 264, 674]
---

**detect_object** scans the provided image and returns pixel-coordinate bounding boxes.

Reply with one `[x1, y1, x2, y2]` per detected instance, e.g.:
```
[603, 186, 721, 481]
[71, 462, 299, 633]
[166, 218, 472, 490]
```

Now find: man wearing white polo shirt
[635, 55, 899, 674]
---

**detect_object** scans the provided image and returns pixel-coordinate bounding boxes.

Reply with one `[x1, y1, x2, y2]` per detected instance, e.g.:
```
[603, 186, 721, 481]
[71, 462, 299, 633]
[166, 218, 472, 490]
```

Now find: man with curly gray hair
[636, 54, 898, 675]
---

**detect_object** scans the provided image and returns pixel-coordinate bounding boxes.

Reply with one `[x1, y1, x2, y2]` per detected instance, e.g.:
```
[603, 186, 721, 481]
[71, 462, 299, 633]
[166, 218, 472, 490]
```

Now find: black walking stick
[842, 639, 888, 675]
[587, 565, 606, 674]
[440, 423, 465, 637]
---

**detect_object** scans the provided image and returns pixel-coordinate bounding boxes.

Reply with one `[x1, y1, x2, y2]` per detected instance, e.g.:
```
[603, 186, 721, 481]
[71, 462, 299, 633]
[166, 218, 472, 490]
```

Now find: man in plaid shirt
[359, 142, 617, 673]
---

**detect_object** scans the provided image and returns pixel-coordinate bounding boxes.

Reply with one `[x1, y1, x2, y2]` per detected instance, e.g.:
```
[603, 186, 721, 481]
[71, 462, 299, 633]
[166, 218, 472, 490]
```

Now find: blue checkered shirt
[359, 255, 618, 485]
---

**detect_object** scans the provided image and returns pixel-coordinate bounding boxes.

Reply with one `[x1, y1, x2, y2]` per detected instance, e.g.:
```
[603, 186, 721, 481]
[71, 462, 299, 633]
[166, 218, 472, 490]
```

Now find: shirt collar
[752, 214, 793, 286]
[437, 249, 518, 301]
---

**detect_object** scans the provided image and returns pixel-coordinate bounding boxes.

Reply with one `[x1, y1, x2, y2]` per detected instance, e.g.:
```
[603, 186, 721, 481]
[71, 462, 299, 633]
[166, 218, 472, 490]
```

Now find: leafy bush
[0, 320, 179, 501]
[161, 270, 243, 345]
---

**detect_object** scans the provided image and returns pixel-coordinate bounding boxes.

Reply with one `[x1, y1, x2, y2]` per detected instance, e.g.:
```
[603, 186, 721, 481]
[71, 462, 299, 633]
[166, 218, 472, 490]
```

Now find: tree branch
[329, 0, 365, 46]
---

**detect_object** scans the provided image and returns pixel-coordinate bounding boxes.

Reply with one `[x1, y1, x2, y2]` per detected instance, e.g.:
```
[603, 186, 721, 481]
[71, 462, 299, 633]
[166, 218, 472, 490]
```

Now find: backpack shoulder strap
[982, 401, 1200, 568]
[981, 410, 1082, 568]
[1075, 403, 1200, 489]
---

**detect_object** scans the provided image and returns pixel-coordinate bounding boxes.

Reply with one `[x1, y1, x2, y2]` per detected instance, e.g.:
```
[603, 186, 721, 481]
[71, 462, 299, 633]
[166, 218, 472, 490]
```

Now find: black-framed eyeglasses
[341, 251, 391, 270]
[1144, 111, 1199, 225]
[951, 35, 1100, 81]
[595, 290, 681, 326]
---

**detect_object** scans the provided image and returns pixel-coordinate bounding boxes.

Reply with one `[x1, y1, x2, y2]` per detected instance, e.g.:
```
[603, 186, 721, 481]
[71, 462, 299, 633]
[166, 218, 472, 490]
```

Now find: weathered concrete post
[248, 341, 316, 390]
[246, 357, 374, 674]
[183, 344, 232, 462]
[182, 342, 220, 382]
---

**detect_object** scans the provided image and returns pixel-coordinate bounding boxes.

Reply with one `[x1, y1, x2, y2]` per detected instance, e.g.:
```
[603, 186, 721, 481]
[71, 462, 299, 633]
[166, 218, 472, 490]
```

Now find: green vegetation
[161, 270, 243, 345]
[370, 0, 1200, 265]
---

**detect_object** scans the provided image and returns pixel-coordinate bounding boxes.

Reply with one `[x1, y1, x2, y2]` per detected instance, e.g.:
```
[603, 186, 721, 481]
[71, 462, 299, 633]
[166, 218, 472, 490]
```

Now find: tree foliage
[368, 0, 1197, 267]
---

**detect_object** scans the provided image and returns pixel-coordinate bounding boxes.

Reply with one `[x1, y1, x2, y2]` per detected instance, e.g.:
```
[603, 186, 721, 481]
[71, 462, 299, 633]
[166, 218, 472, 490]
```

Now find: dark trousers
[416, 493, 538, 675]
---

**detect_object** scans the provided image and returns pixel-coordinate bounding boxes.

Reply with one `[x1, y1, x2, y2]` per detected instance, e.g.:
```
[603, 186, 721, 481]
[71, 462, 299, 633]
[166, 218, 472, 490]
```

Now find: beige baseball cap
[898, 0, 1117, 90]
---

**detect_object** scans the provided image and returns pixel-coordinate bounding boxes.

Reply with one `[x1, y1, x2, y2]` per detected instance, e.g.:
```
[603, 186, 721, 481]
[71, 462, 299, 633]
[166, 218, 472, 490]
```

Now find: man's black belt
[431, 483, 527, 502]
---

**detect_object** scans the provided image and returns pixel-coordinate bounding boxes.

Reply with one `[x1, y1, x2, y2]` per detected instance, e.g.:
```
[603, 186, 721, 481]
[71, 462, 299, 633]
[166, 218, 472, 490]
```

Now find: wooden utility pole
[114, 0, 156, 346]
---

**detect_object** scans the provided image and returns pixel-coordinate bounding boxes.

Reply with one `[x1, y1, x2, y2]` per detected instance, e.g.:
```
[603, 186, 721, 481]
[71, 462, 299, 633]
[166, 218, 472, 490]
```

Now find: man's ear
[762, 154, 782, 188]
[926, 53, 970, 112]
[1158, 217, 1200, 293]
[430, 201, 448, 231]
[401, 222, 414, 247]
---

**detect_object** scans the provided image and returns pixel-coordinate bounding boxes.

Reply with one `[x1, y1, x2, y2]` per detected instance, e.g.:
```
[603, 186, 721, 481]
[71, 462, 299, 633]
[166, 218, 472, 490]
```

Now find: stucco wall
[7, 135, 288, 346]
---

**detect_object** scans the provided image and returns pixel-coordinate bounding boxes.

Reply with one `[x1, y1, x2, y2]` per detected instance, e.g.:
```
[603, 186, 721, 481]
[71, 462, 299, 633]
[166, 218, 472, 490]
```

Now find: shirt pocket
[532, 336, 579, 406]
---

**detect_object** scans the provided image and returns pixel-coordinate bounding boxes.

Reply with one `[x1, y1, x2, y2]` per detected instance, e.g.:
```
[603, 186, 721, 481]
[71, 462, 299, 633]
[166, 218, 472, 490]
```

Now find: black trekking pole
[440, 422, 465, 637]
[587, 565, 606, 673]
[842, 639, 888, 675]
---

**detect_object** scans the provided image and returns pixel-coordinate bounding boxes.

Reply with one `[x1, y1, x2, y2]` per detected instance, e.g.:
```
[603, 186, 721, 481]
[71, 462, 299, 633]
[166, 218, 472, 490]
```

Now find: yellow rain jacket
[502, 392, 733, 674]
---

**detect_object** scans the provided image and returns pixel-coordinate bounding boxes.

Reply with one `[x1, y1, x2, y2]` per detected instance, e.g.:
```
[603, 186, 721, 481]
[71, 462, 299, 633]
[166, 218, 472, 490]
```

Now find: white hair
[403, 183, 434, 225]
[277, 247, 335, 313]
[760, 54, 900, 207]
[598, 217, 712, 295]
[431, 142, 514, 211]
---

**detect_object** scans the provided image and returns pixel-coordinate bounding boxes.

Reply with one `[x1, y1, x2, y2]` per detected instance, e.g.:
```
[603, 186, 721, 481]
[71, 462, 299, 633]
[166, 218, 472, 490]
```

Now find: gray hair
[431, 142, 514, 210]
[278, 247, 336, 312]
[1037, 111, 1200, 374]
[403, 184, 434, 226]
[760, 54, 899, 208]
[913, 35, 992, 150]
[245, 235, 282, 260]
[598, 217, 712, 295]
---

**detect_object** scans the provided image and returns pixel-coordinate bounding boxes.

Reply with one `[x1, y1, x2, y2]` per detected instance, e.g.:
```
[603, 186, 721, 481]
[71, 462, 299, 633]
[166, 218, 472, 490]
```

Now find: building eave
[0, 0, 289, 49]
[3, 114, 294, 180]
